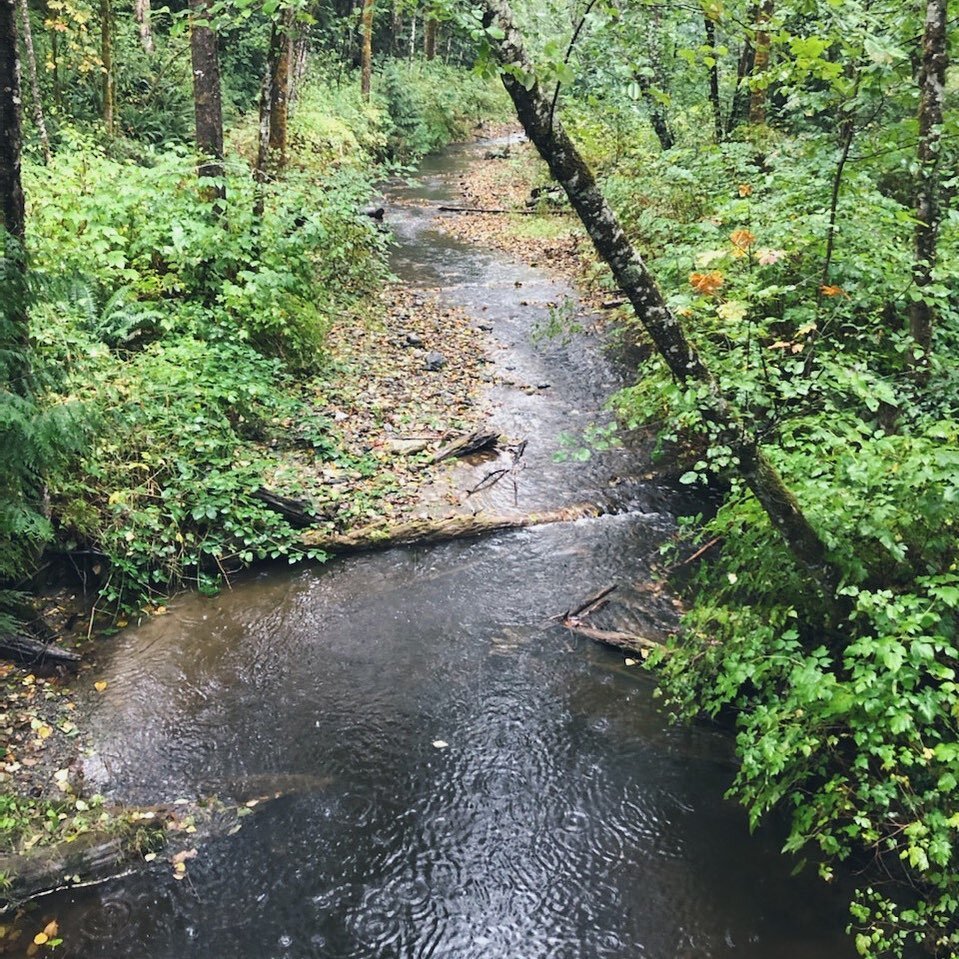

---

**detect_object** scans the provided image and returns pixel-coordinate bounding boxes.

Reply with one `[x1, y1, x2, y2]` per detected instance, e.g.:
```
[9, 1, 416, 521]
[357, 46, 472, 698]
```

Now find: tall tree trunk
[726, 11, 756, 133]
[268, 7, 292, 165]
[290, 30, 308, 105]
[0, 0, 30, 396]
[748, 0, 773, 125]
[478, 0, 844, 612]
[634, 70, 674, 151]
[188, 0, 225, 198]
[100, 0, 114, 134]
[17, 0, 49, 163]
[359, 0, 373, 98]
[408, 12, 416, 60]
[253, 45, 272, 220]
[703, 12, 723, 143]
[134, 0, 154, 54]
[49, 27, 60, 109]
[424, 15, 437, 59]
[909, 0, 949, 376]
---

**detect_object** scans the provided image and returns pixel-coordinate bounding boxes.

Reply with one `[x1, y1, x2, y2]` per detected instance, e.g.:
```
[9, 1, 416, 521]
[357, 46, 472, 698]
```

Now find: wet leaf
[94, 681, 108, 693]
[432, 740, 449, 749]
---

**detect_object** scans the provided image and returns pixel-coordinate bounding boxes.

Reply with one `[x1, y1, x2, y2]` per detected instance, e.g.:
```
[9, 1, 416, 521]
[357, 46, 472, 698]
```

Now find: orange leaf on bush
[730, 229, 756, 252]
[689, 271, 725, 295]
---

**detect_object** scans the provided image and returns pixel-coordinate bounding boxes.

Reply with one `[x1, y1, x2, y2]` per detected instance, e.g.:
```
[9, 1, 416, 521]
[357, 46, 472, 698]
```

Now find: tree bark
[359, 0, 373, 99]
[0, 0, 30, 397]
[17, 0, 49, 163]
[726, 11, 756, 133]
[267, 6, 293, 165]
[634, 70, 674, 151]
[703, 13, 723, 143]
[99, 0, 114, 134]
[253, 43, 272, 218]
[0, 0, 25, 240]
[188, 0, 225, 198]
[134, 0, 154, 54]
[477, 0, 843, 609]
[909, 0, 948, 376]
[748, 0, 773, 125]
[424, 15, 437, 59]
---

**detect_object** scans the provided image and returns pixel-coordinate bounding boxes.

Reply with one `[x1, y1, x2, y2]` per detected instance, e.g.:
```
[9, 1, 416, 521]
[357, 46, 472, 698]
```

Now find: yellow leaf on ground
[94, 681, 108, 693]
[43, 921, 59, 938]
[34, 933, 49, 945]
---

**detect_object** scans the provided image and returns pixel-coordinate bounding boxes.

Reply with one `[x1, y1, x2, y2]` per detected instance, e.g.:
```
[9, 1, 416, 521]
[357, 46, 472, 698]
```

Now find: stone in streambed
[424, 351, 446, 371]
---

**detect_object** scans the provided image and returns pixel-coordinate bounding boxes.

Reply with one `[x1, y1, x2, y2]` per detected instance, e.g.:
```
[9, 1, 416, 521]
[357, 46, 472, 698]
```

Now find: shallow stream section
[21, 137, 855, 958]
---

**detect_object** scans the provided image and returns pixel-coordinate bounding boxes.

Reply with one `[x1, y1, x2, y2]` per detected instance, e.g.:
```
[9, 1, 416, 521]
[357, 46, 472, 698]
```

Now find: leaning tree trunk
[188, 0, 225, 199]
[909, 0, 949, 377]
[17, 0, 50, 163]
[424, 15, 437, 59]
[703, 12, 723, 143]
[748, 0, 773, 125]
[0, 0, 30, 396]
[267, 6, 293, 166]
[99, 0, 114, 134]
[477, 0, 844, 614]
[359, 0, 373, 99]
[134, 0, 154, 53]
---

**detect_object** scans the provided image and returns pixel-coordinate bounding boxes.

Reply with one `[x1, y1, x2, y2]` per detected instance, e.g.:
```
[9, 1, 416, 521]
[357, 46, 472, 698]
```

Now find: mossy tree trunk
[188, 0, 225, 199]
[17, 0, 50, 163]
[359, 0, 373, 99]
[909, 0, 949, 377]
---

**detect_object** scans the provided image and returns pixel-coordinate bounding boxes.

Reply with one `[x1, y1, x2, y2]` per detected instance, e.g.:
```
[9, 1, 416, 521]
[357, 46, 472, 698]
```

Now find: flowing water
[13, 138, 854, 958]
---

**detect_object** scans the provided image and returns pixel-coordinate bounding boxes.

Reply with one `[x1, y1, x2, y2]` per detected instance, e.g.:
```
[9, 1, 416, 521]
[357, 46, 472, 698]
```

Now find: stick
[566, 583, 616, 620]
[679, 536, 722, 567]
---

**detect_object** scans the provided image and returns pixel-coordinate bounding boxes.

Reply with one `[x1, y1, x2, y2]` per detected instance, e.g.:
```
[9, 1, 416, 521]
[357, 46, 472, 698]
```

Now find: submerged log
[431, 429, 500, 463]
[302, 502, 604, 554]
[0, 633, 81, 667]
[562, 621, 662, 654]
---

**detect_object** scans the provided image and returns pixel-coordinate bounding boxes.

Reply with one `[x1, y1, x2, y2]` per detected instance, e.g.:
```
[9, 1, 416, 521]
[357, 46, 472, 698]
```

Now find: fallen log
[302, 502, 605, 554]
[562, 620, 662, 654]
[438, 205, 541, 215]
[432, 429, 500, 463]
[253, 487, 320, 528]
[0, 633, 81, 667]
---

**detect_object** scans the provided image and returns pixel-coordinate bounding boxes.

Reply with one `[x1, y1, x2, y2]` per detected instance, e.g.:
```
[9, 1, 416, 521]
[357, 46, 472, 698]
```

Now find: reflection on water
[12, 138, 853, 959]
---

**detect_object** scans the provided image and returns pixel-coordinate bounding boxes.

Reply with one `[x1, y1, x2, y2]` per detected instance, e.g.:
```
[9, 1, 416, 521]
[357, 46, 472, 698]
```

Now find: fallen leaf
[624, 658, 637, 667]
[33, 933, 49, 946]
[432, 740, 449, 749]
[94, 681, 108, 693]
[42, 921, 58, 939]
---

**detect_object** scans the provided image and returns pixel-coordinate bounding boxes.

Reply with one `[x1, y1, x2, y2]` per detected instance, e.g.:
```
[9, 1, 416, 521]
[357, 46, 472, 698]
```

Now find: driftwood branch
[0, 634, 81, 667]
[567, 583, 616, 619]
[302, 503, 604, 554]
[432, 429, 500, 463]
[562, 621, 662, 654]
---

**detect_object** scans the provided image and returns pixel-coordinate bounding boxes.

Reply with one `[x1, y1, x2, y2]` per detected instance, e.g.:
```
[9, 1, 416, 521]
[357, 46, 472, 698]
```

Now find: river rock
[424, 351, 446, 371]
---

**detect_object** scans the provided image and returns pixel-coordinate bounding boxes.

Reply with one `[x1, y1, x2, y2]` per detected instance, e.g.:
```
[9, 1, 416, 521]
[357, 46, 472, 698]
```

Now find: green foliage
[377, 59, 508, 160]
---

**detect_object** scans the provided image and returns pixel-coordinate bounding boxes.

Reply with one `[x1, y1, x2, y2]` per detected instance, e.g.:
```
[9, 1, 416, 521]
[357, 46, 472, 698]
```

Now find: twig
[566, 583, 617, 620]
[438, 205, 543, 215]
[679, 536, 722, 567]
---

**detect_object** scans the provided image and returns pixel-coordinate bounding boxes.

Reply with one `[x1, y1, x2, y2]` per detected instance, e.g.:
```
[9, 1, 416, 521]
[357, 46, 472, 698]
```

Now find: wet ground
[7, 137, 854, 958]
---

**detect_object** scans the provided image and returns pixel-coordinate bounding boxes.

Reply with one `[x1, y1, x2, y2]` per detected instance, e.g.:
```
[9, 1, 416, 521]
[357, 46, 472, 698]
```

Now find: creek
[22, 137, 854, 958]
